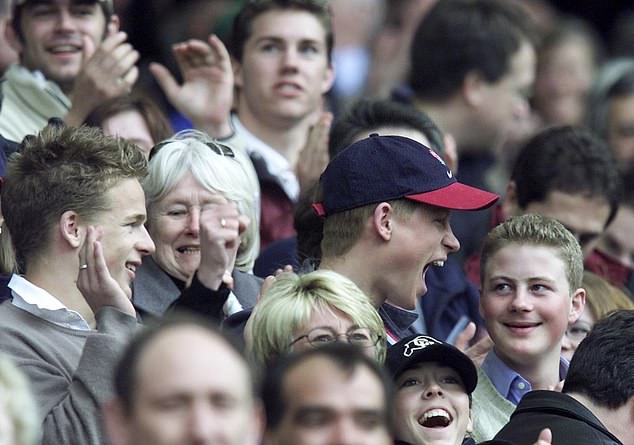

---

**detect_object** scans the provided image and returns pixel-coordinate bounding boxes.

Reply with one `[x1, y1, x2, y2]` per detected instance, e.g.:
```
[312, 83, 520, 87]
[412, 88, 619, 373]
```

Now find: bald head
[105, 316, 262, 445]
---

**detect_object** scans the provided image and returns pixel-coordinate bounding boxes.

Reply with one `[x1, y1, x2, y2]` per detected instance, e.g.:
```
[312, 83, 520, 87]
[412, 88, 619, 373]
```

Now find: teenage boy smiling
[472, 214, 585, 442]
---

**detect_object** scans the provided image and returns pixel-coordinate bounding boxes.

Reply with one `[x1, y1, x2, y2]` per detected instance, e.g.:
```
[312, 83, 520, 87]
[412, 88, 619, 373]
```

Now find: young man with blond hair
[0, 123, 154, 444]
[472, 214, 586, 441]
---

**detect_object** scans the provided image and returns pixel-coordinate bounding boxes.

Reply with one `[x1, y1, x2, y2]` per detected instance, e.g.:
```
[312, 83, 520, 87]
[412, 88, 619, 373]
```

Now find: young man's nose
[509, 288, 533, 312]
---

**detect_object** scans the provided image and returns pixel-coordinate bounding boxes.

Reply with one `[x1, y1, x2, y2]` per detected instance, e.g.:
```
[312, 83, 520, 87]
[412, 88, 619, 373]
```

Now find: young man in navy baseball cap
[316, 134, 498, 342]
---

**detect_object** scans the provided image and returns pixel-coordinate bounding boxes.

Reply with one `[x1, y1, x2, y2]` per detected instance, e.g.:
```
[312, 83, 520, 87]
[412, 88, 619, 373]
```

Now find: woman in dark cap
[386, 334, 478, 445]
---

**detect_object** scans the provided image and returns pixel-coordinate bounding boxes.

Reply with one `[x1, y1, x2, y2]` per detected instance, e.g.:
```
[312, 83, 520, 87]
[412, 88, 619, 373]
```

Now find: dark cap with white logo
[386, 334, 478, 394]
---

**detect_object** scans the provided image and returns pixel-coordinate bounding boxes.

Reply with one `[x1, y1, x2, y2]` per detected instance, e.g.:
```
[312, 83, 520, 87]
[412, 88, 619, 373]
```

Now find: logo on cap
[403, 335, 441, 357]
[427, 148, 453, 179]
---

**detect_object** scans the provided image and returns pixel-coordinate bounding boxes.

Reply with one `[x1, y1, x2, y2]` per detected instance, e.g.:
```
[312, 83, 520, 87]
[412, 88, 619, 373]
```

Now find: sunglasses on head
[149, 140, 235, 161]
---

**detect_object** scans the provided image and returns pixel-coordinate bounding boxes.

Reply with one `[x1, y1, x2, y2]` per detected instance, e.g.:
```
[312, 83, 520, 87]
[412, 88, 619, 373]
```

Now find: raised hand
[150, 34, 234, 138]
[195, 202, 250, 291]
[76, 226, 136, 317]
[66, 32, 139, 126]
[296, 111, 332, 191]
[453, 322, 493, 367]
[256, 265, 294, 303]
[454, 321, 477, 351]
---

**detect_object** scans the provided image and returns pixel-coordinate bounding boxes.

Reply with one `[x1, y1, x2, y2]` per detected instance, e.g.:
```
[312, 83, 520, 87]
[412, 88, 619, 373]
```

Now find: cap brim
[406, 182, 499, 211]
[391, 345, 478, 394]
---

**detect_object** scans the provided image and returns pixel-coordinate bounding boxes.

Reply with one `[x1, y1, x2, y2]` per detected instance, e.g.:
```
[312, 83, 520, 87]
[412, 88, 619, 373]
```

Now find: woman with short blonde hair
[247, 269, 386, 368]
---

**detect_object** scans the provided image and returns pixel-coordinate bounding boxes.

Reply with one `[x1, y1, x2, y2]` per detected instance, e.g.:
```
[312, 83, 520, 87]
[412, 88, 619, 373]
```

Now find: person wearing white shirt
[0, 123, 154, 445]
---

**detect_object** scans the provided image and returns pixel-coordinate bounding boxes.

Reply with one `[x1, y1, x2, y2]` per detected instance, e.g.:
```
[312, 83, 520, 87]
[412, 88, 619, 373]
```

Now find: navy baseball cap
[313, 134, 499, 217]
[386, 334, 478, 394]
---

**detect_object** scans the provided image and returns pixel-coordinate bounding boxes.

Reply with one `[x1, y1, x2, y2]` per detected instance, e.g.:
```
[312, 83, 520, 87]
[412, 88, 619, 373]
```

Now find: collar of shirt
[482, 348, 569, 405]
[8, 65, 71, 106]
[379, 302, 419, 345]
[9, 274, 91, 331]
[231, 114, 299, 202]
[223, 291, 244, 317]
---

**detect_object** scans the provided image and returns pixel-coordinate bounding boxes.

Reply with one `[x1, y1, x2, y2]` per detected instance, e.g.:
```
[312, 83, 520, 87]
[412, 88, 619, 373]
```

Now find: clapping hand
[150, 34, 234, 138]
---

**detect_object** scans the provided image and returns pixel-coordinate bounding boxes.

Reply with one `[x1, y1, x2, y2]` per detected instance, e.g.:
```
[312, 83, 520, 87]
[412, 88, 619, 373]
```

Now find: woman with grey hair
[132, 129, 261, 321]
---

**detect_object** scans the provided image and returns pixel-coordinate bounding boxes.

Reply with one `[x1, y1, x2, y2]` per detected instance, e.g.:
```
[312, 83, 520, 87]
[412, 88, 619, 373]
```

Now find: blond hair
[2, 124, 146, 269]
[583, 271, 634, 320]
[247, 269, 386, 368]
[321, 199, 418, 258]
[480, 213, 583, 291]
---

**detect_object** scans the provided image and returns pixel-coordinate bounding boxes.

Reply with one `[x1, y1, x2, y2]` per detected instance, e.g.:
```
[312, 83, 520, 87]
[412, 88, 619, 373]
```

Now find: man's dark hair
[587, 66, 634, 144]
[511, 125, 621, 227]
[563, 309, 634, 409]
[12, 0, 114, 42]
[409, 0, 535, 101]
[230, 0, 333, 63]
[294, 181, 323, 265]
[328, 98, 444, 158]
[113, 312, 252, 414]
[261, 343, 394, 432]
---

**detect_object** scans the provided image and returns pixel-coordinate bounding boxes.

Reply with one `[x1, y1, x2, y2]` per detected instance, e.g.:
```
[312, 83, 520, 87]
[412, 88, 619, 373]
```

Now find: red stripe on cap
[406, 182, 499, 211]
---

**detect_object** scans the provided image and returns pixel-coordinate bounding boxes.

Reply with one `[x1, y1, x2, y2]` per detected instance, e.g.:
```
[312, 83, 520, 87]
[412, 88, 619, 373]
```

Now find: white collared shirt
[224, 291, 244, 317]
[9, 274, 91, 331]
[231, 114, 300, 202]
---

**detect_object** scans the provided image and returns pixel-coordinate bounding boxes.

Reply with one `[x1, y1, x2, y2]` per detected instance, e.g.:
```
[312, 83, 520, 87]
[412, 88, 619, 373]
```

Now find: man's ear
[463, 71, 486, 108]
[568, 288, 586, 324]
[372, 202, 393, 241]
[102, 399, 131, 445]
[59, 211, 84, 249]
[501, 181, 519, 220]
[106, 14, 120, 36]
[321, 62, 335, 94]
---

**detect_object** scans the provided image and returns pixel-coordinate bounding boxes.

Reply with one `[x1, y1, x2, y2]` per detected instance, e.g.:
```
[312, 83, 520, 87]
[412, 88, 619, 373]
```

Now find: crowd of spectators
[1, 1, 634, 445]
